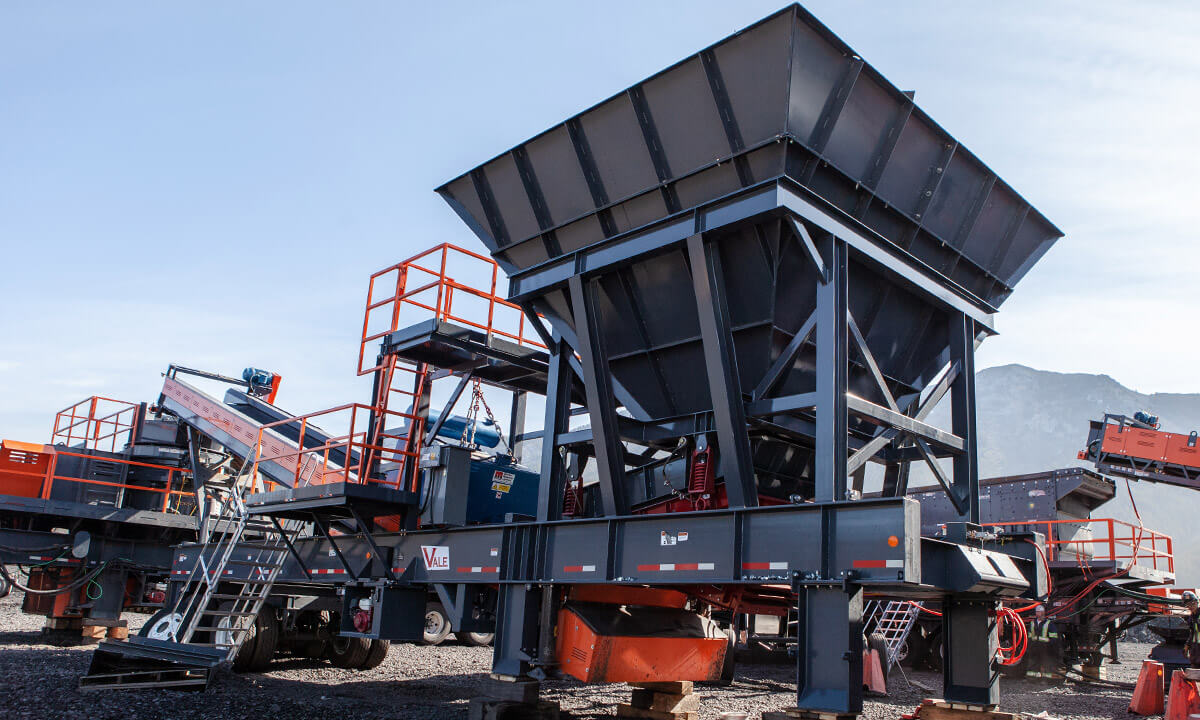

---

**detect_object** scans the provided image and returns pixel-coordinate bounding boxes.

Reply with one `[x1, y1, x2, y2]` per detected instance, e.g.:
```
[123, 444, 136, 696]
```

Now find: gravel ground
[0, 583, 1151, 720]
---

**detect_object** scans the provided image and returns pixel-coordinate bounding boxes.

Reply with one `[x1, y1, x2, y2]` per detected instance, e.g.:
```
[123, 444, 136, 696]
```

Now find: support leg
[795, 584, 863, 715]
[492, 583, 543, 678]
[943, 596, 998, 706]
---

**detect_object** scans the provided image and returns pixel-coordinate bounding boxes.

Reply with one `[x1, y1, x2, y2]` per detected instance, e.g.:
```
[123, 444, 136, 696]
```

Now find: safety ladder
[864, 599, 923, 669]
[165, 465, 303, 661]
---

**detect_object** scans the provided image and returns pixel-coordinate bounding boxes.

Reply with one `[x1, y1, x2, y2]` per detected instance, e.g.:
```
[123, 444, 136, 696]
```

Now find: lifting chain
[460, 378, 512, 456]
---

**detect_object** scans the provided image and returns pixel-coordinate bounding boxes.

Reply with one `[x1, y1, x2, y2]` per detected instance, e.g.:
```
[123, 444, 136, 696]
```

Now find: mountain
[932, 364, 1200, 586]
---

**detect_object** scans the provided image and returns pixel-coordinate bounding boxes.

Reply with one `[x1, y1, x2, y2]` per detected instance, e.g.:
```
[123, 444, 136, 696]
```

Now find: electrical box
[417, 445, 539, 527]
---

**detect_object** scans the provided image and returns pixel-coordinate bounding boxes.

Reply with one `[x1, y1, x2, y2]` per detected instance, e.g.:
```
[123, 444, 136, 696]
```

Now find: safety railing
[247, 402, 424, 494]
[44, 451, 194, 513]
[51, 396, 140, 452]
[0, 442, 192, 514]
[358, 243, 544, 375]
[985, 518, 1173, 574]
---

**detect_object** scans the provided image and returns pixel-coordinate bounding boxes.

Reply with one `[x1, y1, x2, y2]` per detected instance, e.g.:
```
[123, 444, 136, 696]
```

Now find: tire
[0, 574, 11, 599]
[328, 636, 372, 668]
[242, 609, 279, 672]
[358, 639, 390, 670]
[867, 632, 890, 680]
[902, 627, 927, 669]
[139, 608, 184, 640]
[423, 602, 452, 646]
[455, 631, 494, 647]
[927, 630, 944, 673]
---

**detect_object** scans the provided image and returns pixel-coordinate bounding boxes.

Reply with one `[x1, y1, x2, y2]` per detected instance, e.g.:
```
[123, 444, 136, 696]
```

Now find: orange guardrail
[0, 440, 192, 514]
[985, 518, 1173, 574]
[51, 396, 140, 452]
[358, 242, 544, 376]
[247, 402, 424, 494]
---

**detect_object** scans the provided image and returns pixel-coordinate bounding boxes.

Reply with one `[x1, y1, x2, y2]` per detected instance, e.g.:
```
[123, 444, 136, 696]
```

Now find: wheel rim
[425, 610, 446, 639]
[215, 616, 236, 649]
[146, 612, 183, 640]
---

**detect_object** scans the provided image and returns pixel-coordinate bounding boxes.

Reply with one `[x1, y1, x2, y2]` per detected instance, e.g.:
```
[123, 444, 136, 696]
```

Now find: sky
[2, 1, 1198, 445]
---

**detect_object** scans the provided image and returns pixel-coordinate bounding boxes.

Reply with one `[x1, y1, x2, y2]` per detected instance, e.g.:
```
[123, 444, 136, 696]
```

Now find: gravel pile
[0, 584, 1150, 720]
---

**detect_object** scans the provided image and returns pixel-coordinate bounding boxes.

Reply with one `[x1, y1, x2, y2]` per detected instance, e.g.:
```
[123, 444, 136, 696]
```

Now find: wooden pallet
[900, 699, 1017, 720]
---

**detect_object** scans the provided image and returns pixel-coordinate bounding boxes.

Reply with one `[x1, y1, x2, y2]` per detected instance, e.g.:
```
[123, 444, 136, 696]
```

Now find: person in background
[1027, 604, 1060, 679]
[1182, 591, 1200, 667]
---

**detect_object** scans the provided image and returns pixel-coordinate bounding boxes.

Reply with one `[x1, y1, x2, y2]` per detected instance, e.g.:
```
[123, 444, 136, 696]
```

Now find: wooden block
[912, 701, 1017, 720]
[762, 713, 790, 720]
[630, 689, 699, 713]
[630, 681, 693, 695]
[616, 703, 696, 720]
[81, 625, 107, 640]
[106, 624, 129, 643]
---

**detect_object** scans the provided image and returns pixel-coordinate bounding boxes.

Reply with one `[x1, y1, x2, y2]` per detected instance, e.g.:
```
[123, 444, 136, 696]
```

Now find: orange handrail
[35, 450, 193, 514]
[51, 396, 140, 452]
[358, 243, 543, 376]
[247, 401, 425, 494]
[984, 517, 1173, 574]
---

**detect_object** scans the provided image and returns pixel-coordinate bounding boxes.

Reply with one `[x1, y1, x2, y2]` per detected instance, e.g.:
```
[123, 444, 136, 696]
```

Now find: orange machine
[556, 587, 728, 683]
[0, 440, 55, 498]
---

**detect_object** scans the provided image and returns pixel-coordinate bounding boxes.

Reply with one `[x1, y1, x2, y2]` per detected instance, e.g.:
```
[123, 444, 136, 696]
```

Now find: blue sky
[2, 1, 1198, 444]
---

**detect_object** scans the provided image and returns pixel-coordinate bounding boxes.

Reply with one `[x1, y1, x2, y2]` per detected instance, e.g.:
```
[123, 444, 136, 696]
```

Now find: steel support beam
[569, 275, 629, 517]
[424, 371, 473, 445]
[752, 309, 817, 401]
[846, 396, 964, 453]
[949, 314, 981, 523]
[943, 597, 998, 706]
[537, 335, 573, 522]
[687, 233, 757, 509]
[814, 234, 848, 503]
[795, 584, 863, 714]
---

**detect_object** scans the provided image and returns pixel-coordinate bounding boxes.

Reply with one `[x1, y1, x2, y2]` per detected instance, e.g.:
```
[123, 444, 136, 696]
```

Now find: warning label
[491, 470, 515, 494]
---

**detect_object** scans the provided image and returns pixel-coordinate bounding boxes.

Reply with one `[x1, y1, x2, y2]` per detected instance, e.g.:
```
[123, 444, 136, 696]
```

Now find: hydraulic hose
[0, 560, 108, 596]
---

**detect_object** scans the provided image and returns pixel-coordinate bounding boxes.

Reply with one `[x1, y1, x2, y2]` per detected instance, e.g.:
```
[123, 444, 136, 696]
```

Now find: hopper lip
[433, 2, 1063, 248]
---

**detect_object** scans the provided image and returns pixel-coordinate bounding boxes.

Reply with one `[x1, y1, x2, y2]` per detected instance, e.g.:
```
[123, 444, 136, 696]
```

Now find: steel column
[537, 335, 572, 522]
[795, 584, 863, 714]
[568, 276, 629, 517]
[686, 233, 757, 509]
[949, 314, 980, 523]
[943, 597, 998, 706]
[814, 234, 849, 503]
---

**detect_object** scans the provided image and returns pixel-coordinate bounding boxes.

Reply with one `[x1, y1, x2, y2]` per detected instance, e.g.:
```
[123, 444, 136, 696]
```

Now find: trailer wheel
[926, 630, 944, 672]
[328, 636, 372, 668]
[455, 631, 494, 647]
[358, 639, 390, 670]
[242, 610, 279, 672]
[0, 574, 10, 598]
[423, 602, 452, 645]
[139, 608, 184, 640]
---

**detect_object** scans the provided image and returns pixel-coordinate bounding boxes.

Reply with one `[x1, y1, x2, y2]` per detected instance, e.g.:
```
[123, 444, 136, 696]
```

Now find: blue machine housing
[412, 444, 540, 526]
[464, 453, 539, 524]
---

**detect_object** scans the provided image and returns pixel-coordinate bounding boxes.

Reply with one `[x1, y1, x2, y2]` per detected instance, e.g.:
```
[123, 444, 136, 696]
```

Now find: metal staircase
[864, 599, 923, 670]
[81, 462, 304, 691]
[166, 472, 302, 660]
